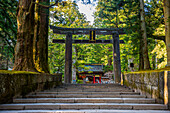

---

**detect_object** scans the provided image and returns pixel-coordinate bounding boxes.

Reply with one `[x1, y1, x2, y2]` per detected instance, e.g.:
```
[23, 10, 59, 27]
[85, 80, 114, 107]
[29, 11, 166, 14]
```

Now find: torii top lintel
[50, 25, 125, 35]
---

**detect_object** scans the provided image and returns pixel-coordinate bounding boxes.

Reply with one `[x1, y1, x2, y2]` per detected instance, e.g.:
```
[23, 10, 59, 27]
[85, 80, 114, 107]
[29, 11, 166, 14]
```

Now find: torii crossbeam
[50, 25, 125, 84]
[53, 39, 125, 44]
[50, 25, 125, 35]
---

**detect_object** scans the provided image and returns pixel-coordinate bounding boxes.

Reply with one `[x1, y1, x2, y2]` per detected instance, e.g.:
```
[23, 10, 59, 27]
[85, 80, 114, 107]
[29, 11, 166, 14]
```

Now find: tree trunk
[34, 0, 39, 71]
[164, 0, 170, 66]
[140, 0, 151, 70]
[138, 10, 144, 71]
[34, 0, 50, 73]
[13, 0, 37, 71]
[139, 39, 144, 70]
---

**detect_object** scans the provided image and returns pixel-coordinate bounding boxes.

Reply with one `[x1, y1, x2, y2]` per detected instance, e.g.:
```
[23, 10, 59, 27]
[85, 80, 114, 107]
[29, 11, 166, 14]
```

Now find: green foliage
[93, 0, 140, 71]
[49, 0, 91, 74]
[76, 79, 83, 84]
[0, 0, 18, 69]
[151, 40, 167, 68]
[49, 0, 115, 73]
[103, 65, 113, 73]
[0, 0, 17, 53]
[145, 0, 166, 68]
[93, 0, 165, 72]
[2, 0, 165, 73]
[49, 0, 166, 73]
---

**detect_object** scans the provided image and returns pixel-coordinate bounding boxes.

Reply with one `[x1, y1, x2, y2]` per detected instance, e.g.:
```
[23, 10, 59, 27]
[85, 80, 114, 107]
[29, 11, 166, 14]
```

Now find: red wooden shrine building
[78, 64, 104, 84]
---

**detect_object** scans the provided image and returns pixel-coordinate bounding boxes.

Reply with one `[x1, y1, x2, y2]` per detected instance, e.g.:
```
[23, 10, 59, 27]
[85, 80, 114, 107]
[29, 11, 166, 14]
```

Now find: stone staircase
[0, 84, 169, 113]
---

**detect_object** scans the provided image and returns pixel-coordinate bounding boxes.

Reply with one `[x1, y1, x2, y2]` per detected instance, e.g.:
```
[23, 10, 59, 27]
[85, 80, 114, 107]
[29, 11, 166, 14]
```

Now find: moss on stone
[124, 66, 170, 74]
[0, 72, 62, 104]
[0, 70, 39, 74]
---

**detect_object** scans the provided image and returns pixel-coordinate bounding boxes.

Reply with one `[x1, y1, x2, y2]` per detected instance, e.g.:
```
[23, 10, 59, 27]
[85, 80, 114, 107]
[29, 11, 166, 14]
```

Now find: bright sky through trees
[77, 1, 97, 25]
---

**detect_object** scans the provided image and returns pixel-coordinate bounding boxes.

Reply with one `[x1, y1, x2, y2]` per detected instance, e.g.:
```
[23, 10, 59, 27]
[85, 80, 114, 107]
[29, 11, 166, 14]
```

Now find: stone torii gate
[50, 25, 125, 84]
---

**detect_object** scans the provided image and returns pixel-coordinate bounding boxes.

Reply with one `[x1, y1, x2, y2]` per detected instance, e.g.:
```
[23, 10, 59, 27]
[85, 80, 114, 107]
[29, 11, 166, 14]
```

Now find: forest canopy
[0, 0, 169, 74]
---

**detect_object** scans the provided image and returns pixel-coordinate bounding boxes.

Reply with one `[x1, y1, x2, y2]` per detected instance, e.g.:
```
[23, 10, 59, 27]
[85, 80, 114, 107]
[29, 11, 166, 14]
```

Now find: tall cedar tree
[13, 0, 37, 71]
[140, 0, 151, 69]
[34, 0, 50, 73]
[164, 0, 170, 66]
[13, 0, 50, 72]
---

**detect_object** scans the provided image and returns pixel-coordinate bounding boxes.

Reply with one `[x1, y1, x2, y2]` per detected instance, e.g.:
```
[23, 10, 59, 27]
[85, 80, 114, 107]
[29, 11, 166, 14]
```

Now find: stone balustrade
[0, 71, 62, 104]
[123, 70, 170, 109]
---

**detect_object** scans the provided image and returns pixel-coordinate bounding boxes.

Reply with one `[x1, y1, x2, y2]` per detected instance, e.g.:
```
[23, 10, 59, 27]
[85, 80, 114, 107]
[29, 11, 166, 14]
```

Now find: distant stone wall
[123, 71, 170, 109]
[0, 72, 62, 104]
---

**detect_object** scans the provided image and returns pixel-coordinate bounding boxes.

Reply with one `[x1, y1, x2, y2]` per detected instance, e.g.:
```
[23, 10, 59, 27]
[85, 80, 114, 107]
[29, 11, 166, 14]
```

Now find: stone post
[112, 32, 121, 83]
[64, 33, 72, 83]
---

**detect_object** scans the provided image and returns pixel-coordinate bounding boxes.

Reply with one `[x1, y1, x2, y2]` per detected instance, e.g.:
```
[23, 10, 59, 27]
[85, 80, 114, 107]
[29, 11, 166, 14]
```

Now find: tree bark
[34, 0, 50, 73]
[140, 0, 151, 70]
[139, 39, 144, 70]
[13, 0, 37, 71]
[164, 0, 170, 66]
[34, 0, 39, 71]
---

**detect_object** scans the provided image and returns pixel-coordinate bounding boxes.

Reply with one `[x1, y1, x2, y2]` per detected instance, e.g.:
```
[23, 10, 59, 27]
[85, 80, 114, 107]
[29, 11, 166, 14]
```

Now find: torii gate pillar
[64, 33, 72, 84]
[112, 32, 121, 83]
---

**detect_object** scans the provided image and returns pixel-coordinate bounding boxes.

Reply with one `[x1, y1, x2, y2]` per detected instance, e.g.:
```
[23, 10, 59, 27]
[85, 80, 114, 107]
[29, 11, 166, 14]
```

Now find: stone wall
[0, 72, 62, 104]
[123, 71, 170, 109]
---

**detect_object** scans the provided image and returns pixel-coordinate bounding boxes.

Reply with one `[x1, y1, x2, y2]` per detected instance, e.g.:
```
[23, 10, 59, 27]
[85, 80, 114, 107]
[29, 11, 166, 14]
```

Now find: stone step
[54, 86, 130, 88]
[57, 85, 126, 87]
[0, 103, 167, 110]
[55, 85, 129, 89]
[13, 98, 155, 104]
[36, 92, 140, 95]
[50, 89, 132, 92]
[62, 83, 121, 86]
[55, 87, 128, 89]
[1, 110, 170, 113]
[26, 94, 146, 98]
[50, 90, 132, 92]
